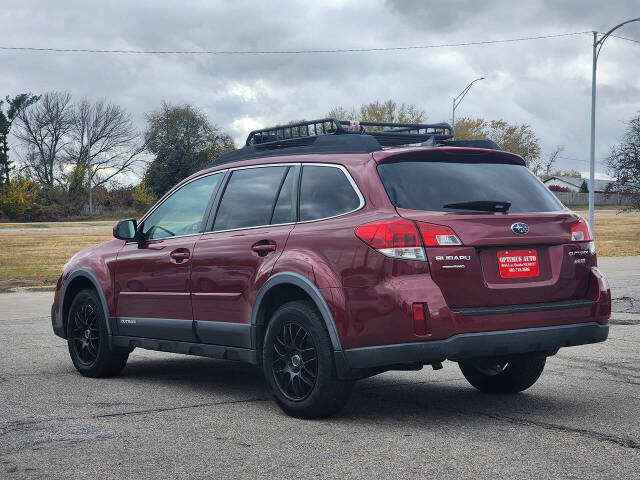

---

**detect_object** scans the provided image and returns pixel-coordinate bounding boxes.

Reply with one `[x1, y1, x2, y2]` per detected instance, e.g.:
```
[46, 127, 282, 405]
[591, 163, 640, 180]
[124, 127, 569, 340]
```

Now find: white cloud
[2, 0, 639, 181]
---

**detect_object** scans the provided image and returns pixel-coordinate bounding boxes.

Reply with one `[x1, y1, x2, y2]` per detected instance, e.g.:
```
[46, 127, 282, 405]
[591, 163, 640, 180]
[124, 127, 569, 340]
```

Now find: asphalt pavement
[1, 257, 638, 479]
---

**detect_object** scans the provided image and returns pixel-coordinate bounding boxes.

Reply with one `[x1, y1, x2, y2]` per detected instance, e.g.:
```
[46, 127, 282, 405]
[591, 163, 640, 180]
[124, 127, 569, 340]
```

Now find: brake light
[417, 222, 462, 246]
[570, 218, 593, 242]
[355, 219, 426, 260]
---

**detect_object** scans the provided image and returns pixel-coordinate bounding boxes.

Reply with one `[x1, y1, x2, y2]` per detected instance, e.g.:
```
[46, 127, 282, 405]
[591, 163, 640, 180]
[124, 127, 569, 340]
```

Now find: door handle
[251, 242, 277, 255]
[170, 248, 191, 263]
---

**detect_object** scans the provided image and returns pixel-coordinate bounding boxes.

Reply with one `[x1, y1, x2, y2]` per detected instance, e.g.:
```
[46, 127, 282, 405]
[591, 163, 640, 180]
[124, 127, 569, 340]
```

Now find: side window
[270, 167, 294, 225]
[213, 166, 288, 231]
[142, 173, 222, 240]
[299, 166, 361, 221]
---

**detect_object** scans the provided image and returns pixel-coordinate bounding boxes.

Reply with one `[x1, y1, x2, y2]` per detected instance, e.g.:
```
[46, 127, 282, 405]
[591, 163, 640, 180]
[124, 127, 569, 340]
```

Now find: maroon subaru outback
[52, 119, 610, 418]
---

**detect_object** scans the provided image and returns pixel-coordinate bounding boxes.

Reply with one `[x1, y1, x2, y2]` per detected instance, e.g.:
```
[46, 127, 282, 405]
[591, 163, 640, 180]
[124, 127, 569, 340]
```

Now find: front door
[191, 164, 297, 346]
[115, 171, 224, 341]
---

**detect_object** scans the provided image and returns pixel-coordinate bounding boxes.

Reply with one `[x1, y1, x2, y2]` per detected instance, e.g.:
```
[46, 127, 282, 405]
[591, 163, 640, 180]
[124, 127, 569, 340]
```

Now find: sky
[1, 0, 639, 181]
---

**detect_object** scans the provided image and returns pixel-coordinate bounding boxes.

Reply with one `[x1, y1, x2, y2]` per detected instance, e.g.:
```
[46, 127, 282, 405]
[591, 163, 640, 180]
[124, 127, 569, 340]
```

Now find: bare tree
[67, 99, 145, 214]
[534, 145, 565, 179]
[607, 113, 640, 209]
[13, 91, 72, 187]
[327, 100, 425, 128]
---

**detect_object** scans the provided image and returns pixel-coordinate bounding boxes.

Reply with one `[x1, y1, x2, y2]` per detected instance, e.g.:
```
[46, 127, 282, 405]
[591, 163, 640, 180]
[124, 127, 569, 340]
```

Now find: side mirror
[113, 219, 137, 240]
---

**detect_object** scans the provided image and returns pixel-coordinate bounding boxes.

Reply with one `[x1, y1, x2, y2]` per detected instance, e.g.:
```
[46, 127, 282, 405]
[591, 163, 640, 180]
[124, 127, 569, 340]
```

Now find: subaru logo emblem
[511, 222, 529, 235]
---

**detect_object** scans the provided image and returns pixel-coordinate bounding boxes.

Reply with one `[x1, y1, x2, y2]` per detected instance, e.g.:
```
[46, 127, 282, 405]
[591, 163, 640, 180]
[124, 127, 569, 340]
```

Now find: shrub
[548, 185, 569, 192]
[0, 177, 38, 219]
[132, 181, 157, 212]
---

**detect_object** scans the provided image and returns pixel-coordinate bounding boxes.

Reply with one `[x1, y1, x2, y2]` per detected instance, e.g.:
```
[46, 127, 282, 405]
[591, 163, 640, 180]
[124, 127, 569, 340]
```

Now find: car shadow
[112, 353, 589, 425]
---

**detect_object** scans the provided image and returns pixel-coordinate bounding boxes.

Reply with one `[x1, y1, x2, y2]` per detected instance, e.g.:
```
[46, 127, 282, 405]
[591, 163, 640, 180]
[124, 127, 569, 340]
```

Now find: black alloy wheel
[262, 300, 353, 418]
[66, 289, 129, 377]
[272, 322, 318, 401]
[70, 300, 100, 366]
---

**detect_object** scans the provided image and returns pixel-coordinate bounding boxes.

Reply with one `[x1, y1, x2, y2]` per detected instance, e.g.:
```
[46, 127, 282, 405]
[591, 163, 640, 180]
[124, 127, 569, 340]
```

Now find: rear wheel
[262, 301, 353, 419]
[66, 289, 128, 377]
[459, 355, 546, 394]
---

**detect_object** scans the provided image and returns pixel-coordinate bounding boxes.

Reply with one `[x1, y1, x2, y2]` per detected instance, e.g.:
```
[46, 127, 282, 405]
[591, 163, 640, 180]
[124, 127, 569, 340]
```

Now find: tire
[66, 289, 128, 378]
[459, 355, 546, 394]
[262, 300, 353, 419]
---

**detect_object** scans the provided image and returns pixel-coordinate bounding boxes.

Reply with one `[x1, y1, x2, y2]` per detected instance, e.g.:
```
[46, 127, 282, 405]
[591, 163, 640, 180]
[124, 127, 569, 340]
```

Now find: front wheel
[66, 289, 129, 377]
[262, 301, 353, 419]
[459, 355, 546, 394]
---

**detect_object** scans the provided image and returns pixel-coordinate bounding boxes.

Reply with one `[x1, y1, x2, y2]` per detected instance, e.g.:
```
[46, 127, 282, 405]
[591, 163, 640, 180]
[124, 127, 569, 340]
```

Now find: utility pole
[588, 31, 597, 230]
[451, 77, 485, 138]
[588, 18, 640, 230]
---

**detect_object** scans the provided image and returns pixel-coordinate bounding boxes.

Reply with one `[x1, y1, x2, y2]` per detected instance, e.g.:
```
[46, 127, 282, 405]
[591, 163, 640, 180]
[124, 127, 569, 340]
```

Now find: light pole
[588, 18, 640, 230]
[452, 76, 485, 137]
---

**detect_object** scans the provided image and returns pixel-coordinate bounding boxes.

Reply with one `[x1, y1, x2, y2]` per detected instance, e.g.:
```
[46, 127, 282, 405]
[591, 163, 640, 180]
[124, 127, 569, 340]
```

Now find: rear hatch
[376, 148, 594, 308]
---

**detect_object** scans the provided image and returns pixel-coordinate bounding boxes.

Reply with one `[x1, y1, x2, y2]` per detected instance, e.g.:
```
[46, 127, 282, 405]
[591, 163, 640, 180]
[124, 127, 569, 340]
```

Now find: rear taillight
[355, 219, 426, 260]
[570, 217, 594, 242]
[355, 219, 463, 260]
[417, 222, 462, 246]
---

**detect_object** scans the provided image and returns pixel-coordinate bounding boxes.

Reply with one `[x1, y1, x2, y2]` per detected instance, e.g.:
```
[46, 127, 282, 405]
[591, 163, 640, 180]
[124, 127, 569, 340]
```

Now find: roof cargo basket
[246, 118, 453, 148]
[212, 118, 456, 166]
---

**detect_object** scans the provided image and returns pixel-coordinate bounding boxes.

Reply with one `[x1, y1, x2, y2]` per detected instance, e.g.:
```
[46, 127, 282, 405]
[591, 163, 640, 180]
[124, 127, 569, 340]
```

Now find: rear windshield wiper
[442, 200, 511, 213]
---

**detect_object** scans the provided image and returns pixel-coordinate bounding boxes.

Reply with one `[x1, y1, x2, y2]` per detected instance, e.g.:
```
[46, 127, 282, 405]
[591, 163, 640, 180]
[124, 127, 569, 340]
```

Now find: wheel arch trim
[60, 269, 112, 338]
[251, 272, 342, 351]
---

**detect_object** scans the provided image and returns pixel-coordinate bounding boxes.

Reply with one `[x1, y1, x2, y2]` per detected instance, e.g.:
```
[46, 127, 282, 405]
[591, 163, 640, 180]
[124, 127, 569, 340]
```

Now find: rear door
[377, 156, 595, 308]
[190, 164, 297, 346]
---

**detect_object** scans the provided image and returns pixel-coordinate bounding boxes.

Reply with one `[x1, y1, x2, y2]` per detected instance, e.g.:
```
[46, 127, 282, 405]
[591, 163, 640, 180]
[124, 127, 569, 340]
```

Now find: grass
[0, 229, 113, 284]
[0, 221, 114, 229]
[591, 214, 640, 257]
[0, 214, 638, 284]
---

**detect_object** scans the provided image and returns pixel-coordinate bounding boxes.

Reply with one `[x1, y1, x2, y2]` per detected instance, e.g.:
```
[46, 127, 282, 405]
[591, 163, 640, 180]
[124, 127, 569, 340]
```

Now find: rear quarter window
[299, 165, 362, 221]
[377, 160, 564, 213]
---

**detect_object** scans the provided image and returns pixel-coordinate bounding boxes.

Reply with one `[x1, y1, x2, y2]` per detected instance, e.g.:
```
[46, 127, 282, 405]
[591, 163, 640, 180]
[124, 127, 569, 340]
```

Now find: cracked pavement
[0, 257, 638, 479]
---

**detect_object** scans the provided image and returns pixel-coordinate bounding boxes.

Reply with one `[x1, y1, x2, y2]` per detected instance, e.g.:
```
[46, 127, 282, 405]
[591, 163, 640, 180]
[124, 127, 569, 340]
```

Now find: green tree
[0, 93, 40, 186]
[327, 99, 425, 129]
[454, 117, 541, 168]
[143, 102, 234, 196]
[66, 162, 88, 207]
[579, 180, 589, 193]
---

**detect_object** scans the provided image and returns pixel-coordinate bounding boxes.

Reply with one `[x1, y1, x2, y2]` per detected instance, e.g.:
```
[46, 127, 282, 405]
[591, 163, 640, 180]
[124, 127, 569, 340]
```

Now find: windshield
[377, 160, 564, 213]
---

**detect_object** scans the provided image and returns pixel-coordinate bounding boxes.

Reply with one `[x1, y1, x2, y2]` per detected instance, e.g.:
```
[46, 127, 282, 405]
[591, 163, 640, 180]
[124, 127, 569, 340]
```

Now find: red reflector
[355, 219, 420, 249]
[417, 222, 462, 247]
[570, 217, 593, 242]
[413, 303, 427, 335]
[601, 289, 612, 317]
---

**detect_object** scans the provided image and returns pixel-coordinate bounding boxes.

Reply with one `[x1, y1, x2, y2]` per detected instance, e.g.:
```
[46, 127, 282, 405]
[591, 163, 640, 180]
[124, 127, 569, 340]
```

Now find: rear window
[377, 160, 564, 213]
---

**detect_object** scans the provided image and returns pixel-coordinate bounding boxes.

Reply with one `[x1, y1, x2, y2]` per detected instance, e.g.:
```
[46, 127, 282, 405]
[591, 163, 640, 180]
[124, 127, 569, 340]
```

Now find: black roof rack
[211, 118, 464, 166]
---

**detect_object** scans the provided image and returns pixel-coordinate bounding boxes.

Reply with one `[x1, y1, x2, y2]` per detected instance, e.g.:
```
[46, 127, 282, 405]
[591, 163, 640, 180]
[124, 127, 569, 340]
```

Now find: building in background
[543, 176, 614, 193]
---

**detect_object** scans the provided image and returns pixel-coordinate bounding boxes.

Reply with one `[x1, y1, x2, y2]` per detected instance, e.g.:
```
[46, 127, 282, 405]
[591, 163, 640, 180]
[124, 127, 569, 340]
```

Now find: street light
[588, 18, 640, 230]
[452, 76, 485, 137]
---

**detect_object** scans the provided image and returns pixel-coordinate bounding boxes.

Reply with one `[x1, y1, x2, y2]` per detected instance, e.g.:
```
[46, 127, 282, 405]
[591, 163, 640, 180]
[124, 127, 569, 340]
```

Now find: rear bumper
[339, 322, 609, 370]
